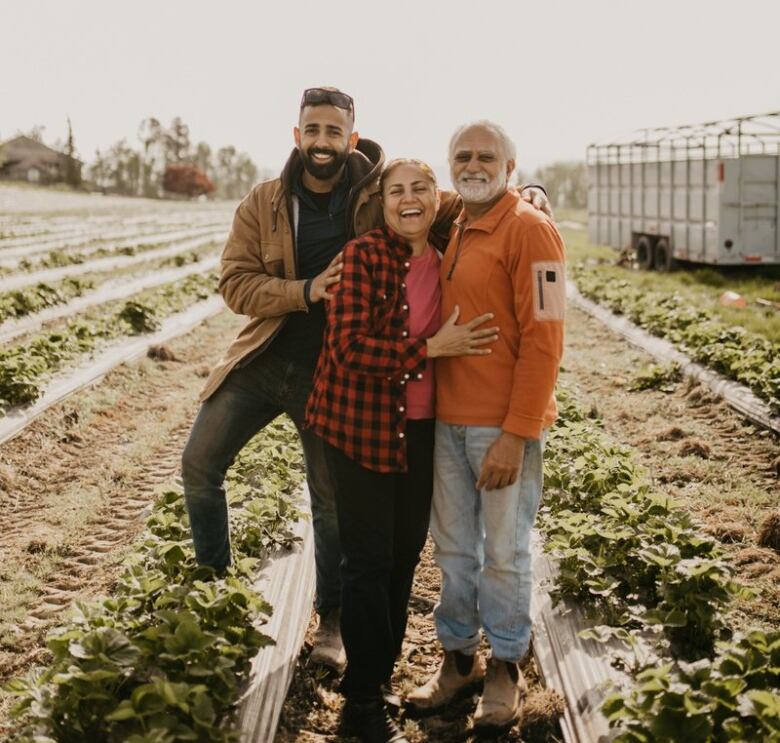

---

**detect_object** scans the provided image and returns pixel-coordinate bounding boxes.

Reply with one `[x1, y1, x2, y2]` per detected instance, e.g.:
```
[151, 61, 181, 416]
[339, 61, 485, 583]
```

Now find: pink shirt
[406, 245, 441, 419]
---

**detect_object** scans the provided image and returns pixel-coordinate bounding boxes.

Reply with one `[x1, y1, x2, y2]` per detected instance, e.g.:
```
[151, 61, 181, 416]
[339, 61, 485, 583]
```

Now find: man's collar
[454, 190, 517, 234]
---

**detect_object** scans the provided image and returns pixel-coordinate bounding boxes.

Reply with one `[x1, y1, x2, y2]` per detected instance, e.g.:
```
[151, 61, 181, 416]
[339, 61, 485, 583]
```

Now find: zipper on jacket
[446, 223, 466, 281]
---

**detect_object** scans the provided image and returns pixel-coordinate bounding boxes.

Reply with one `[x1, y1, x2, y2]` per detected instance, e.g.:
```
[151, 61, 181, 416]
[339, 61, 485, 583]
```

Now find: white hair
[448, 120, 517, 163]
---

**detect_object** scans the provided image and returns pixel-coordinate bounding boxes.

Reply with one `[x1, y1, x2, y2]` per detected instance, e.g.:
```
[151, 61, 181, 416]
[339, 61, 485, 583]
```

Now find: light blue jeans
[431, 422, 545, 662]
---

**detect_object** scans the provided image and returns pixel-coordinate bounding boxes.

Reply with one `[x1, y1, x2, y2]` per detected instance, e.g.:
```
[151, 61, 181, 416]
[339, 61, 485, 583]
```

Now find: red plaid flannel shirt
[305, 226, 429, 473]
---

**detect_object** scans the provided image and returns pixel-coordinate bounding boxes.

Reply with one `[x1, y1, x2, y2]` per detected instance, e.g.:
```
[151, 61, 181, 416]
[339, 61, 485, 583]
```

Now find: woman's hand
[426, 306, 499, 358]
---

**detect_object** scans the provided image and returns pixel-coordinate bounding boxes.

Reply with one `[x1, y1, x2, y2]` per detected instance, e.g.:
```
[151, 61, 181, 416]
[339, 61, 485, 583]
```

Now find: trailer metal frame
[587, 111, 780, 268]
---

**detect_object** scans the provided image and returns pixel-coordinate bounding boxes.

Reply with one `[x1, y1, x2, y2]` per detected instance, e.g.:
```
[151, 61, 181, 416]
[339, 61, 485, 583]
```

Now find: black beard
[300, 146, 349, 180]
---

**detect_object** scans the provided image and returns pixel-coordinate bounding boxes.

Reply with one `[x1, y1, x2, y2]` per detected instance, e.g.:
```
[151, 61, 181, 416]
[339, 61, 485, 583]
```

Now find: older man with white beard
[407, 121, 565, 731]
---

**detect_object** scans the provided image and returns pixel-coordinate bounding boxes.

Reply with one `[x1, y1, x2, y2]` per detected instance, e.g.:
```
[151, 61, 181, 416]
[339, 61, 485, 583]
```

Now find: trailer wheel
[636, 236, 655, 270]
[654, 238, 677, 272]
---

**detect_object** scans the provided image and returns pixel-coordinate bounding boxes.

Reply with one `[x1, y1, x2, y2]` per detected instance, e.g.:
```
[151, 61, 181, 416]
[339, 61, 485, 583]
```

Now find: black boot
[343, 696, 409, 743]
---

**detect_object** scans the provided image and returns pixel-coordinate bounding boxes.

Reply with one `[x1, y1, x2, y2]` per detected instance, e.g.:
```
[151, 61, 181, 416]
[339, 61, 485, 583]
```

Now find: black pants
[324, 418, 435, 699]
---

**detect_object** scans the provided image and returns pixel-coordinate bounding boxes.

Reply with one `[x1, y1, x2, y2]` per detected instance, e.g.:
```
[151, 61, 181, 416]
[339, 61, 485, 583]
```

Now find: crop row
[0, 225, 224, 271]
[6, 417, 306, 742]
[0, 212, 230, 252]
[571, 265, 780, 413]
[0, 244, 216, 326]
[0, 272, 218, 412]
[542, 389, 779, 740]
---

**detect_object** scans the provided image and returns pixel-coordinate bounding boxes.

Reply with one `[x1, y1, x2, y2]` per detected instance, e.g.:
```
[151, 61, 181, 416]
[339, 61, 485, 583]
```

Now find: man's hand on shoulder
[476, 431, 526, 491]
[308, 251, 344, 303]
[520, 186, 553, 218]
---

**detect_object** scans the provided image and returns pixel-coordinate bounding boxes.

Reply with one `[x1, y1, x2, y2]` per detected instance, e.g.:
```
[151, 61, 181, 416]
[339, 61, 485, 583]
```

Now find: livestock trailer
[587, 111, 780, 270]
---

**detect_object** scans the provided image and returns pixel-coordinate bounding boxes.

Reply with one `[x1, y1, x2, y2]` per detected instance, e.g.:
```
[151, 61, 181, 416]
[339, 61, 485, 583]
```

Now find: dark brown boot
[343, 697, 409, 743]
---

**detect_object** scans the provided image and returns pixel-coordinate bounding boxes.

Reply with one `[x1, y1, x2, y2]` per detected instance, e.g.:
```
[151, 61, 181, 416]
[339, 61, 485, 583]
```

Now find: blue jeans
[181, 351, 340, 613]
[430, 422, 545, 662]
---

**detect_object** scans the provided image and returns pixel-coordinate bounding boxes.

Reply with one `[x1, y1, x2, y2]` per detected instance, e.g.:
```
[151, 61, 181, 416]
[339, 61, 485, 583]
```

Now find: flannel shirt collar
[380, 224, 414, 258]
[453, 189, 517, 235]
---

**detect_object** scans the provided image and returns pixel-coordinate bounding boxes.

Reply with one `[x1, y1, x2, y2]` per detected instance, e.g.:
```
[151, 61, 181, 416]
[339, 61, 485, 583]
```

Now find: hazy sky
[2, 0, 778, 185]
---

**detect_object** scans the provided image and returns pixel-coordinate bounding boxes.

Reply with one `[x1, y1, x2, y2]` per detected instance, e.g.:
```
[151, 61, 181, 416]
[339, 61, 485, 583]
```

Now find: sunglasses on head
[300, 88, 355, 115]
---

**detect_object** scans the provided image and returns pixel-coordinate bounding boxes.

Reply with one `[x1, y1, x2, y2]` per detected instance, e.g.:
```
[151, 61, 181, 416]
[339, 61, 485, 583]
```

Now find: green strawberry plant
[6, 417, 305, 742]
[572, 266, 780, 412]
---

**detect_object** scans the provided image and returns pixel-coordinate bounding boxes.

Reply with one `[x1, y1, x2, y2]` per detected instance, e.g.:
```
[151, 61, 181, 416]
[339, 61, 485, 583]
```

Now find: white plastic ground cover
[567, 281, 780, 435]
[531, 531, 635, 743]
[0, 222, 225, 262]
[0, 295, 224, 446]
[0, 255, 220, 344]
[0, 209, 229, 237]
[238, 494, 315, 743]
[0, 232, 225, 292]
[0, 213, 228, 253]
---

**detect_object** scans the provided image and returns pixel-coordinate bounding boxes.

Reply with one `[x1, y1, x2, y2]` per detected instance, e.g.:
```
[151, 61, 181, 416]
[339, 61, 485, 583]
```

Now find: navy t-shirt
[268, 171, 350, 369]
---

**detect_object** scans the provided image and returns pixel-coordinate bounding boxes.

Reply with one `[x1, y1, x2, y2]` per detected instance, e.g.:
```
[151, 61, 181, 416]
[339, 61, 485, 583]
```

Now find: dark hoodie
[269, 139, 384, 369]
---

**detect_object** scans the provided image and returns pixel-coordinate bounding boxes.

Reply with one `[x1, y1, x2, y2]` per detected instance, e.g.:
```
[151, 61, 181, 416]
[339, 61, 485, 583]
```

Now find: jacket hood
[275, 138, 384, 212]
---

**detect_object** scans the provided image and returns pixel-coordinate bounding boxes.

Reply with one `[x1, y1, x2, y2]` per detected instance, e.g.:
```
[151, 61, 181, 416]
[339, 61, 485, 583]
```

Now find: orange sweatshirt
[436, 190, 565, 439]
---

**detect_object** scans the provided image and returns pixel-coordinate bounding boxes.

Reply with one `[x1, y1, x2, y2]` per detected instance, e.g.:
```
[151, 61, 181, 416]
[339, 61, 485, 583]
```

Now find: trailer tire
[654, 238, 677, 272]
[636, 236, 655, 270]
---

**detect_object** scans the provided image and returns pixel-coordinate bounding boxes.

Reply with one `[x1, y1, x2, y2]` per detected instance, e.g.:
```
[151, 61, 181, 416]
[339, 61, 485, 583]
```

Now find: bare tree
[138, 117, 164, 197]
[64, 117, 82, 187]
[165, 117, 191, 164]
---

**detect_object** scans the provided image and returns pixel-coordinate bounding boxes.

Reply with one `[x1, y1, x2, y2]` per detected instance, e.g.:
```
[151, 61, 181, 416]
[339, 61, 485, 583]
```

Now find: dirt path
[276, 539, 565, 743]
[0, 310, 244, 732]
[560, 304, 780, 630]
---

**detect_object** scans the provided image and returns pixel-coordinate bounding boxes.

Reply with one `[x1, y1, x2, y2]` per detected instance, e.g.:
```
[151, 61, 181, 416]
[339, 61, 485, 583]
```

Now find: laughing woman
[305, 159, 499, 743]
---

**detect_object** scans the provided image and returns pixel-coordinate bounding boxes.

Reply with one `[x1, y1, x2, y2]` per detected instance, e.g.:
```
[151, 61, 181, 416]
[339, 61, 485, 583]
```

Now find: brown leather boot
[406, 650, 484, 713]
[310, 608, 346, 673]
[473, 657, 528, 729]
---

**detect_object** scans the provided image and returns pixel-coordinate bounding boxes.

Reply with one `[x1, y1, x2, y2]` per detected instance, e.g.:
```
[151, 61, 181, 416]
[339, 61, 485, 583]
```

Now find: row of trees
[86, 117, 269, 199]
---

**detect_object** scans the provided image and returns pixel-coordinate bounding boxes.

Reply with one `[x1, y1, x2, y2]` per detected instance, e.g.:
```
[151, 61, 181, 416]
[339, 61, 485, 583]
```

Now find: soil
[276, 541, 565, 743]
[0, 310, 244, 733]
[560, 304, 780, 631]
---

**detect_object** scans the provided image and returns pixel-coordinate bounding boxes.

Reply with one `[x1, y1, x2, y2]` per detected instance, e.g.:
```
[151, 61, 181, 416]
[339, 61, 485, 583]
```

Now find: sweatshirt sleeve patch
[531, 261, 565, 321]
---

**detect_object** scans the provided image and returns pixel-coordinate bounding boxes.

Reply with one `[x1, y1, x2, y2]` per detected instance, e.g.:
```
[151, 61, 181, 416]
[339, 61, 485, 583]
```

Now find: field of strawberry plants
[562, 220, 780, 416]
[0, 186, 232, 427]
[6, 417, 305, 742]
[0, 190, 777, 742]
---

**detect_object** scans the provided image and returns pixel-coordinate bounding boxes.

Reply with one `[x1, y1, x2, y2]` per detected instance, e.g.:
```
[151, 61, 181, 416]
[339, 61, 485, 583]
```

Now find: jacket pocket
[260, 241, 285, 276]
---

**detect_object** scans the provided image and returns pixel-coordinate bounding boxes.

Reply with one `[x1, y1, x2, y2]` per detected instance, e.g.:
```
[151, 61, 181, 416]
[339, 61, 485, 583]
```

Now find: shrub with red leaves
[162, 163, 215, 197]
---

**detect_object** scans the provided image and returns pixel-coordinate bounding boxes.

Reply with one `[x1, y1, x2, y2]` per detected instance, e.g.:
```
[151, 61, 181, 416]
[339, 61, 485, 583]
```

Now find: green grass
[562, 227, 780, 343]
[554, 207, 587, 224]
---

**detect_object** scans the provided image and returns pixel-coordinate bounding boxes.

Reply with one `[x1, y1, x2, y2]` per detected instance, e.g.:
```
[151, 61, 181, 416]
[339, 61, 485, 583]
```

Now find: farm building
[0, 135, 82, 185]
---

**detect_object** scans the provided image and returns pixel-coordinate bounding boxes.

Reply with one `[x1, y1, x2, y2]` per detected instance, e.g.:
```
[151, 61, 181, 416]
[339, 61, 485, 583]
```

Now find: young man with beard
[181, 90, 550, 680]
[408, 121, 565, 733]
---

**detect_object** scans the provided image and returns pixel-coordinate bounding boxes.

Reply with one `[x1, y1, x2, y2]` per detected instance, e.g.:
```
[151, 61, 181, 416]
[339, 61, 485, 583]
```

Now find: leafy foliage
[542, 390, 744, 659]
[163, 164, 215, 198]
[0, 278, 93, 323]
[603, 631, 780, 742]
[0, 272, 217, 411]
[629, 363, 682, 393]
[6, 417, 305, 742]
[543, 389, 780, 740]
[572, 266, 780, 412]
